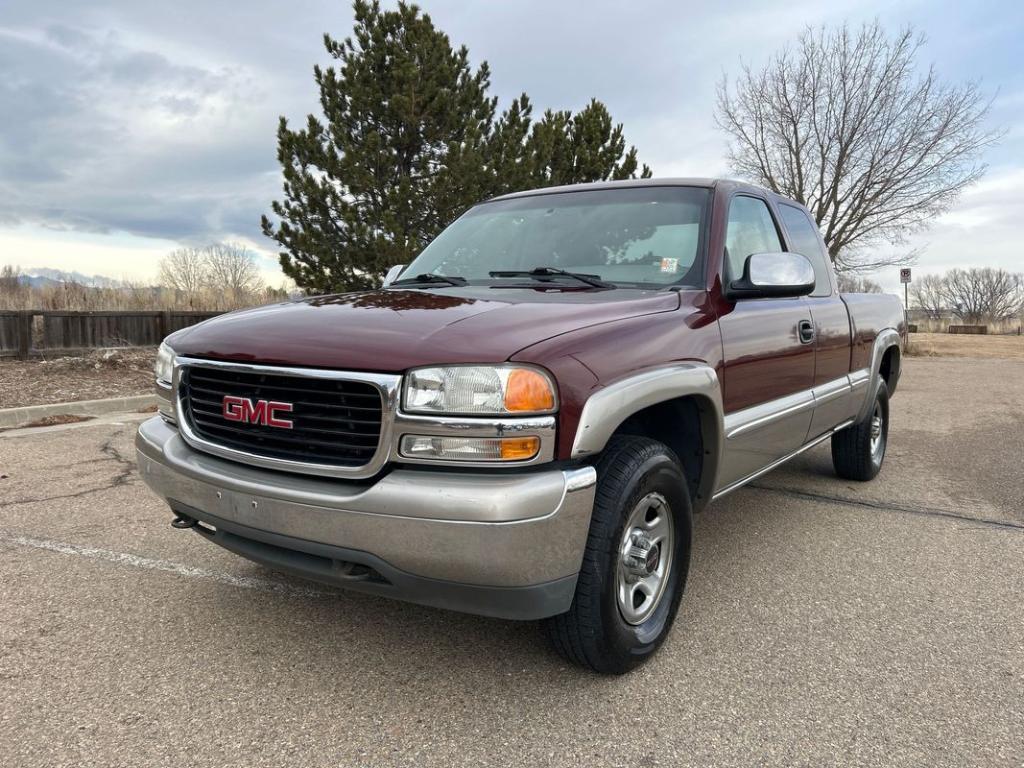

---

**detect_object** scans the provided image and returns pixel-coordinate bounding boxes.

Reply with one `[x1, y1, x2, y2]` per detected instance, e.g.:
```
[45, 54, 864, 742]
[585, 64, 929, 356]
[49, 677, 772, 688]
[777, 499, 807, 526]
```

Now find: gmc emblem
[222, 396, 294, 429]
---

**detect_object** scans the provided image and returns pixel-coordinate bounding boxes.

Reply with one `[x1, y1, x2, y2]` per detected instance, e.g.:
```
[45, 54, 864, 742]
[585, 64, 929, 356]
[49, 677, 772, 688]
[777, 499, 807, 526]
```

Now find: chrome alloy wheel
[870, 401, 885, 461]
[616, 492, 674, 625]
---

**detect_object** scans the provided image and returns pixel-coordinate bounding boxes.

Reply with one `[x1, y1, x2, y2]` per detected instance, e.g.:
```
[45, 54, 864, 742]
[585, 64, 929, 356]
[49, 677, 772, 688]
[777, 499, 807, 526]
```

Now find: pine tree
[263, 1, 652, 293]
[527, 100, 652, 186]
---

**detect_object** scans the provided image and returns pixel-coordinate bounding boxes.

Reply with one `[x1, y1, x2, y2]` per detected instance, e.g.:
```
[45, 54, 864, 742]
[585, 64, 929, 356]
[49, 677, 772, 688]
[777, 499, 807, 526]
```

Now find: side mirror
[382, 264, 406, 287]
[726, 252, 815, 300]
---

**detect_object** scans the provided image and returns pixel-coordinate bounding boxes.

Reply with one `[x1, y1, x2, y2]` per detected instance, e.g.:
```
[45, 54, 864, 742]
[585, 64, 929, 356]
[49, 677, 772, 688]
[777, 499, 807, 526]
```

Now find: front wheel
[543, 436, 692, 674]
[832, 380, 889, 481]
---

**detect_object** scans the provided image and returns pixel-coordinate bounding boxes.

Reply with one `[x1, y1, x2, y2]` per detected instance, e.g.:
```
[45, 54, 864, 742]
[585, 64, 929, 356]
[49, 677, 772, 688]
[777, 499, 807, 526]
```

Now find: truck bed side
[841, 292, 906, 394]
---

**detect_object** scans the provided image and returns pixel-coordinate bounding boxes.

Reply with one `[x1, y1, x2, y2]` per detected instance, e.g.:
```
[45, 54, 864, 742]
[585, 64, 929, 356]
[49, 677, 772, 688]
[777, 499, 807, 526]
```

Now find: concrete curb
[0, 394, 157, 429]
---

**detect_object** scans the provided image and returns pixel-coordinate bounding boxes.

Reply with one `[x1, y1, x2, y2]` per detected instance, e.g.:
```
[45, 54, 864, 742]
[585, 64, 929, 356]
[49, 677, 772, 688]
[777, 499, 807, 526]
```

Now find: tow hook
[171, 514, 198, 530]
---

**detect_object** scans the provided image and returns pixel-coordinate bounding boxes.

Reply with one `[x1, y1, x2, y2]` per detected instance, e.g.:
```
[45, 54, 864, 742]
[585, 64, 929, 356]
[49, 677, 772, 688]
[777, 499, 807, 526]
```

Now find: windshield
[403, 186, 710, 288]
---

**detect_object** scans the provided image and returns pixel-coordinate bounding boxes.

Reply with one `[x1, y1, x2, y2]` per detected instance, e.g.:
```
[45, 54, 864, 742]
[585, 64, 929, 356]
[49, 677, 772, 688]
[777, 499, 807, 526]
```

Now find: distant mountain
[20, 269, 125, 288]
[19, 274, 61, 288]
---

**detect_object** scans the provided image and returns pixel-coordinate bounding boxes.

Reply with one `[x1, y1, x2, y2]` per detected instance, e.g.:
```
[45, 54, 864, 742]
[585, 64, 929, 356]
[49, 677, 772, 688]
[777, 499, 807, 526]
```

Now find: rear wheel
[543, 436, 692, 674]
[832, 380, 889, 481]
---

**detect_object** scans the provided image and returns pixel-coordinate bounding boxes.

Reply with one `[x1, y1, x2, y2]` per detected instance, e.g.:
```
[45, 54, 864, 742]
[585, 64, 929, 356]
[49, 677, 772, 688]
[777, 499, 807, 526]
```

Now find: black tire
[543, 435, 692, 674]
[832, 380, 889, 481]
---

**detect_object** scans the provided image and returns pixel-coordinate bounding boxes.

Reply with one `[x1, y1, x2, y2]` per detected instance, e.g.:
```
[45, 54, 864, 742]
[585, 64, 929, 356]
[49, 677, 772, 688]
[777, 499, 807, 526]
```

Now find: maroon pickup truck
[138, 178, 905, 673]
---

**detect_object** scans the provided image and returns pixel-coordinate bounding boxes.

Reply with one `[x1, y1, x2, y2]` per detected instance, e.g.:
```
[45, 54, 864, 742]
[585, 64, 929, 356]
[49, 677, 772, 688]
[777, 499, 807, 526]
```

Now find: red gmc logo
[222, 396, 294, 429]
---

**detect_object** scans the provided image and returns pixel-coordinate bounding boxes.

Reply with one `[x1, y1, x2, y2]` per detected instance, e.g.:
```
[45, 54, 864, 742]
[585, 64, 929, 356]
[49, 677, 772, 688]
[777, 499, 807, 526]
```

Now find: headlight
[403, 365, 557, 415]
[154, 342, 175, 385]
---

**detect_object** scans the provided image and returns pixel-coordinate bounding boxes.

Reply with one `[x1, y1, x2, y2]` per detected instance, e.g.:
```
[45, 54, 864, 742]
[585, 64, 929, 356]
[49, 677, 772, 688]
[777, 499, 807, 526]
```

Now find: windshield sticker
[660, 258, 679, 274]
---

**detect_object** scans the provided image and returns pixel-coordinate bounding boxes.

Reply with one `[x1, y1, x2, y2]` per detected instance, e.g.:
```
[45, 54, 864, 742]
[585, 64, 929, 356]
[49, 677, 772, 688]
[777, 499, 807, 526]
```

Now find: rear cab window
[777, 203, 832, 297]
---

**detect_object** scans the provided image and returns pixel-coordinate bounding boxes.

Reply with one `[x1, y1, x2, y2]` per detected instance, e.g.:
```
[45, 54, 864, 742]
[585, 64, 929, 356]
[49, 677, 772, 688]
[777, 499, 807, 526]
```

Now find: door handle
[798, 319, 815, 344]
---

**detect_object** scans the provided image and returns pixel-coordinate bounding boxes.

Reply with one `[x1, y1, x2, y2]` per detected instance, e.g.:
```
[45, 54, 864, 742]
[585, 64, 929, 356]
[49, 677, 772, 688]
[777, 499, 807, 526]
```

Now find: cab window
[405, 186, 710, 288]
[778, 203, 832, 297]
[724, 196, 783, 283]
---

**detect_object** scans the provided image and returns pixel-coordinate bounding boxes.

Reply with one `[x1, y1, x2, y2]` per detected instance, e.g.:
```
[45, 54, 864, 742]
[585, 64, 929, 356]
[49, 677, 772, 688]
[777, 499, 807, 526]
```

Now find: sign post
[900, 268, 912, 311]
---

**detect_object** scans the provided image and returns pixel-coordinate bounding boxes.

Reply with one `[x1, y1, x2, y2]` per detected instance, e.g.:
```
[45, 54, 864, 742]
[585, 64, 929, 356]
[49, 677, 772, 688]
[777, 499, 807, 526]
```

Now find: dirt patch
[20, 414, 96, 428]
[0, 348, 156, 409]
[0, 413, 95, 434]
[905, 332, 1024, 360]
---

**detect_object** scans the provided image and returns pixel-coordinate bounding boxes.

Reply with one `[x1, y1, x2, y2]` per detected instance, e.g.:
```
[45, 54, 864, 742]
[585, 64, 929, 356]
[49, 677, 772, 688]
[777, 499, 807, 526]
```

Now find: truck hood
[169, 287, 681, 372]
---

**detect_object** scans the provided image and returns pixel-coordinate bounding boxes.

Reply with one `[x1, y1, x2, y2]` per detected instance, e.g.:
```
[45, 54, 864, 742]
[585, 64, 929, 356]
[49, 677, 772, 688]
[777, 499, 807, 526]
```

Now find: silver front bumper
[135, 417, 597, 619]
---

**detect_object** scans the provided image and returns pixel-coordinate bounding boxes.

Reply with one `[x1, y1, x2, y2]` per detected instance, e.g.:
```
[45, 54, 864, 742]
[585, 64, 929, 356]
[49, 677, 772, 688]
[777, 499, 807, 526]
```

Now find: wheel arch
[857, 328, 901, 422]
[880, 344, 901, 396]
[570, 364, 724, 513]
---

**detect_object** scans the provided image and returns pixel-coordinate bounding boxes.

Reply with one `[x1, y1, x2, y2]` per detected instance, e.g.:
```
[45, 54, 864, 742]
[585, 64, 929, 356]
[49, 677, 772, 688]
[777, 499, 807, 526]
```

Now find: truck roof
[486, 177, 775, 203]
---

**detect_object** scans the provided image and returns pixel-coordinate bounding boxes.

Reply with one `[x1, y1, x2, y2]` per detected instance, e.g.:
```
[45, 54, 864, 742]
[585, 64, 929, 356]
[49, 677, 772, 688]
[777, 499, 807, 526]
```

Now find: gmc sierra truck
[137, 178, 905, 673]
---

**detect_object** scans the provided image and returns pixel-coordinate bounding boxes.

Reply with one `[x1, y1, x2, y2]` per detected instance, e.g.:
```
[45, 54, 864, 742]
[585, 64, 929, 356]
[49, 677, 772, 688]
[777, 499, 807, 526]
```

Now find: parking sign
[900, 268, 912, 284]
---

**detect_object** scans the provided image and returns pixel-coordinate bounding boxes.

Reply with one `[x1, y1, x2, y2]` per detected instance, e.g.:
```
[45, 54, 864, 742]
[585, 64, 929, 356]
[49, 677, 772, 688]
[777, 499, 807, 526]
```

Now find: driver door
[716, 195, 815, 491]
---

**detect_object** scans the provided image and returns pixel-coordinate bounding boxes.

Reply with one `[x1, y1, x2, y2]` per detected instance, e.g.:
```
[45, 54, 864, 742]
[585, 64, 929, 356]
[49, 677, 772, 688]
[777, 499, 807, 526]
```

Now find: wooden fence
[0, 310, 222, 359]
[948, 325, 988, 335]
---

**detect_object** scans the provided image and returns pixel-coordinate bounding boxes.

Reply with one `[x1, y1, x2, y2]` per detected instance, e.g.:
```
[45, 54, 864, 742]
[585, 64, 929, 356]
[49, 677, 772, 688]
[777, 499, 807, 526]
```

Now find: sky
[0, 0, 1021, 293]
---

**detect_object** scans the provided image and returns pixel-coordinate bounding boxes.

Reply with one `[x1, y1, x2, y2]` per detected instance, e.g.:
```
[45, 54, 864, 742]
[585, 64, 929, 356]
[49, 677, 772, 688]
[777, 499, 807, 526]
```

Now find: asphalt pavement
[1, 356, 1022, 767]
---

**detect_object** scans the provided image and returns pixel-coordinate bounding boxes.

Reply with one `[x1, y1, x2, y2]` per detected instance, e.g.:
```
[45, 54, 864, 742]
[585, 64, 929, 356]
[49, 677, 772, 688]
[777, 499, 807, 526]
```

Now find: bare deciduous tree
[158, 243, 265, 309]
[158, 247, 209, 308]
[837, 274, 883, 293]
[204, 243, 265, 305]
[941, 268, 1022, 323]
[716, 21, 1001, 273]
[909, 273, 947, 319]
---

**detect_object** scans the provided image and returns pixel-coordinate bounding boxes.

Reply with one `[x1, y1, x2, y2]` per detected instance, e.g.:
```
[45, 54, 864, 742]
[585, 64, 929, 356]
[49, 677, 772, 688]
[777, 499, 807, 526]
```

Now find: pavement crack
[748, 483, 1024, 532]
[99, 430, 136, 489]
[0, 429, 139, 509]
[0, 479, 142, 509]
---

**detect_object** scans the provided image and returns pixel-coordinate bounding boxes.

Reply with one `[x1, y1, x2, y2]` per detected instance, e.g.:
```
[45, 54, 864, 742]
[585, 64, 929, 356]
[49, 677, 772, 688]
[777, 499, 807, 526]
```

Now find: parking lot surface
[1, 357, 1022, 767]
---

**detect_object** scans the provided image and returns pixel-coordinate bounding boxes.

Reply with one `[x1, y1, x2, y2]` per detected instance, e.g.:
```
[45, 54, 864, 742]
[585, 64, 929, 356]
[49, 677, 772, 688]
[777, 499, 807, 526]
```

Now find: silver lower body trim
[712, 419, 854, 500]
[717, 369, 869, 491]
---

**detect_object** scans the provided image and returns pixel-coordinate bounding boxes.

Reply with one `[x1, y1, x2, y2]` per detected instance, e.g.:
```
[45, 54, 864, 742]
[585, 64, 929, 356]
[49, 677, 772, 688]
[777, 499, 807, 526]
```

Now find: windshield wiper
[391, 272, 467, 288]
[488, 267, 615, 290]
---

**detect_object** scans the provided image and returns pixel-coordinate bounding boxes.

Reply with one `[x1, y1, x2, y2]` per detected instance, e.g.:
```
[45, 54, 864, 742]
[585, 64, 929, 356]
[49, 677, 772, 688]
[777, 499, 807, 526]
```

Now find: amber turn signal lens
[503, 369, 555, 412]
[500, 436, 541, 460]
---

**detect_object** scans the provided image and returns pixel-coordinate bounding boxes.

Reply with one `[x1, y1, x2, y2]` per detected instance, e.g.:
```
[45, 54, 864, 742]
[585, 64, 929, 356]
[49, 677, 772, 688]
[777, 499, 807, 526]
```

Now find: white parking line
[0, 532, 332, 598]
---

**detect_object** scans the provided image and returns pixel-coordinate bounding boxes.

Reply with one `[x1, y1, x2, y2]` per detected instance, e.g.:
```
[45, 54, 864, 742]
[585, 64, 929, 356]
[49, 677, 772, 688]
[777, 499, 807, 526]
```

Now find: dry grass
[905, 332, 1024, 360]
[1, 274, 290, 312]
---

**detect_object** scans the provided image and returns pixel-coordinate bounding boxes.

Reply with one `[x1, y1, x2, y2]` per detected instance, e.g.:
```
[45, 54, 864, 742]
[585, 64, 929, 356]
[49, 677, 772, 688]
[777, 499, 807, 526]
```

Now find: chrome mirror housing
[727, 252, 815, 300]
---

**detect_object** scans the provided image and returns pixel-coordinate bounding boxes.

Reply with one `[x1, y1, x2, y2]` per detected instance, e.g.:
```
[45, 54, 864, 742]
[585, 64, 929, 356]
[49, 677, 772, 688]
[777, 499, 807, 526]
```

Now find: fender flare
[857, 328, 901, 423]
[570, 363, 724, 509]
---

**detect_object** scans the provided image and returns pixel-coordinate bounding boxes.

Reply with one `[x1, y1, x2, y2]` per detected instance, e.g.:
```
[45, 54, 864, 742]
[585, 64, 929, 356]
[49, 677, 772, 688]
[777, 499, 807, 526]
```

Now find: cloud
[0, 0, 1021, 288]
[866, 164, 1024, 293]
[0, 22, 277, 243]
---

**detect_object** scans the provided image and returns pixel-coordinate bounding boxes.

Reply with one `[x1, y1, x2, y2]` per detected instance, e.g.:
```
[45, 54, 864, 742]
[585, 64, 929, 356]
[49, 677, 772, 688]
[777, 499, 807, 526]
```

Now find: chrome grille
[180, 364, 384, 468]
